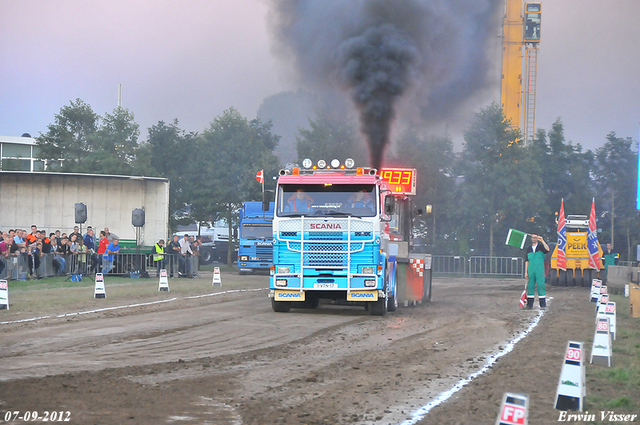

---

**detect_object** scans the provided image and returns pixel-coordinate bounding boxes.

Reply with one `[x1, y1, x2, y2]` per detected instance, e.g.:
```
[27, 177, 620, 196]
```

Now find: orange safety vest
[287, 194, 311, 212]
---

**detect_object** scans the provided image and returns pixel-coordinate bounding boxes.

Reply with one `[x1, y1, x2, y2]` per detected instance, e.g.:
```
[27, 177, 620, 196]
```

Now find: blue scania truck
[269, 158, 429, 316]
[237, 201, 274, 274]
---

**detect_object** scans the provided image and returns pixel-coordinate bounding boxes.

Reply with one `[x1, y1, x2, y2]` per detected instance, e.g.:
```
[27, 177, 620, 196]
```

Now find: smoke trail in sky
[337, 24, 417, 169]
[268, 0, 502, 168]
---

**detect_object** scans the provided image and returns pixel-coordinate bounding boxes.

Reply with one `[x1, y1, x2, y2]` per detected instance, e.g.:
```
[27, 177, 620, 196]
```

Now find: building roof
[0, 170, 169, 183]
[0, 135, 36, 145]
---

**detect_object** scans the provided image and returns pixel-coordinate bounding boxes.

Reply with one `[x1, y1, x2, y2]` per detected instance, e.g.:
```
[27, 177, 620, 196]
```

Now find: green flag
[505, 228, 528, 249]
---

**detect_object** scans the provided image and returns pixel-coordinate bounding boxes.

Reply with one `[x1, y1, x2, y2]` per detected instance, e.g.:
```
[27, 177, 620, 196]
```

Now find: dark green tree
[456, 104, 545, 257]
[91, 106, 141, 174]
[137, 120, 197, 231]
[387, 129, 456, 252]
[528, 118, 595, 234]
[594, 132, 639, 260]
[188, 108, 281, 263]
[36, 99, 144, 175]
[35, 99, 99, 171]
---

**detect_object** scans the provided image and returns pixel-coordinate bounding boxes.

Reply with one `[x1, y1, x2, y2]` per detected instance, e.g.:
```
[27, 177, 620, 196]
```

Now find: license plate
[314, 283, 338, 289]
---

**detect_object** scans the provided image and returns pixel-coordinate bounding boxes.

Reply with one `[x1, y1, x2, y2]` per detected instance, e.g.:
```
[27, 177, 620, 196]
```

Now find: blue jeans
[184, 255, 192, 276]
[54, 255, 66, 275]
[156, 259, 166, 275]
[102, 255, 114, 274]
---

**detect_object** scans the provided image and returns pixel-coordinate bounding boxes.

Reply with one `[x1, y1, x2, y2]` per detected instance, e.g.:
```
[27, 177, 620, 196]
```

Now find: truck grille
[308, 231, 342, 240]
[305, 252, 348, 267]
[256, 245, 273, 259]
[276, 218, 375, 270]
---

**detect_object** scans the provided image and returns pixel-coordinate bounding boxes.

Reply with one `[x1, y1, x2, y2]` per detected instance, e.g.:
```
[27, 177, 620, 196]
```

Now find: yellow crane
[500, 1, 541, 144]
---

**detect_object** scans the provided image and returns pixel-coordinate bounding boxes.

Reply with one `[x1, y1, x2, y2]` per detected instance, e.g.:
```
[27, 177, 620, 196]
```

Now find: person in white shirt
[179, 234, 194, 277]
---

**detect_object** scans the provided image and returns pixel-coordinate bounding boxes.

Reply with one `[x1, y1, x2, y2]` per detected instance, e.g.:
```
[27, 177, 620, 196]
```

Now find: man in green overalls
[602, 243, 618, 283]
[524, 234, 550, 309]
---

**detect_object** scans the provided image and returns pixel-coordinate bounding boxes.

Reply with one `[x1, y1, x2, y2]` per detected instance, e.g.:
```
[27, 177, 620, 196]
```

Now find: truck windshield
[241, 223, 272, 240]
[277, 184, 376, 217]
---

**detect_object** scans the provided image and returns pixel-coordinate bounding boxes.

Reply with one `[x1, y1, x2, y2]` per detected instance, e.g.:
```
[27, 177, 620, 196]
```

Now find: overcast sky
[1, 0, 638, 152]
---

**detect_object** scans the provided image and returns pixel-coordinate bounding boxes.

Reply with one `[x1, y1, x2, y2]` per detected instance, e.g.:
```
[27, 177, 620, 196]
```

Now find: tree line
[34, 99, 639, 261]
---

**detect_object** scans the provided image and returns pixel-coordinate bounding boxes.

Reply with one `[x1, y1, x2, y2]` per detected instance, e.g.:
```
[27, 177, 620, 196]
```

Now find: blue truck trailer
[237, 201, 274, 274]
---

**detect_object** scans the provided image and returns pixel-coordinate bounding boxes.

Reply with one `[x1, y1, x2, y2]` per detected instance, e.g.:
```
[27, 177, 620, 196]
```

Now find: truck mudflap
[273, 290, 305, 301]
[346, 290, 378, 301]
[272, 289, 381, 302]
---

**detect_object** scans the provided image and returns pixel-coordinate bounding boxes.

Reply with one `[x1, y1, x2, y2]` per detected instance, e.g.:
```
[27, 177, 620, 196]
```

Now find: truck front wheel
[271, 299, 291, 313]
[369, 296, 387, 316]
[200, 248, 214, 265]
[558, 270, 569, 287]
[583, 269, 595, 287]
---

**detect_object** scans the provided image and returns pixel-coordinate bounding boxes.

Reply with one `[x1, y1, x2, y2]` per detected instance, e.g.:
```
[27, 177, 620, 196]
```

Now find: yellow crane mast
[500, 0, 541, 144]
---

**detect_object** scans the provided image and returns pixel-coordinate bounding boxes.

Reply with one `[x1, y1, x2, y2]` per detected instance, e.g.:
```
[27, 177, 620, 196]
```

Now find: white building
[0, 171, 170, 245]
[0, 134, 44, 172]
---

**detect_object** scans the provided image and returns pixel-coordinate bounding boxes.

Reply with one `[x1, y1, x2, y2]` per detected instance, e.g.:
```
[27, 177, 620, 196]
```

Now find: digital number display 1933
[378, 168, 416, 195]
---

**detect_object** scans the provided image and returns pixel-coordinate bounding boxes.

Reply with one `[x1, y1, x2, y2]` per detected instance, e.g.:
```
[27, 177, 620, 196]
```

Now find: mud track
[0, 275, 596, 424]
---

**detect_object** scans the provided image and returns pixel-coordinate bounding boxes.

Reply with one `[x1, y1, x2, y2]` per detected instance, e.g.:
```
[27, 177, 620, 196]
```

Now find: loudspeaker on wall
[75, 203, 87, 223]
[132, 208, 145, 227]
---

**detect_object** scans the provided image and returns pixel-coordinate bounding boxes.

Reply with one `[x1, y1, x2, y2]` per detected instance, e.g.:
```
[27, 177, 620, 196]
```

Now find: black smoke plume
[268, 0, 502, 168]
[338, 24, 417, 169]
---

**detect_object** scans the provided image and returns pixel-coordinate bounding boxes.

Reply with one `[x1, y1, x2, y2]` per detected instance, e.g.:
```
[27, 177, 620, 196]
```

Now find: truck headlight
[362, 266, 375, 275]
[277, 265, 292, 274]
[364, 279, 376, 287]
[275, 279, 288, 287]
[240, 256, 248, 261]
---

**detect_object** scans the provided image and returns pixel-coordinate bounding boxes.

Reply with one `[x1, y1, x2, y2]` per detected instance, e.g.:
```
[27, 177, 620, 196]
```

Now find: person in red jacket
[96, 231, 109, 274]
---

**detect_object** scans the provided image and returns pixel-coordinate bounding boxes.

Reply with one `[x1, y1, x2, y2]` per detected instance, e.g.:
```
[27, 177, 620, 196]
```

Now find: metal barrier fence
[431, 255, 466, 276]
[0, 253, 200, 280]
[150, 255, 199, 278]
[468, 256, 524, 277]
[1, 251, 523, 280]
[430, 255, 524, 278]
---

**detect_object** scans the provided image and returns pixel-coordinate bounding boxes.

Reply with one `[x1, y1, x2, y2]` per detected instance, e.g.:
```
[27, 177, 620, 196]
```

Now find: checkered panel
[409, 258, 425, 277]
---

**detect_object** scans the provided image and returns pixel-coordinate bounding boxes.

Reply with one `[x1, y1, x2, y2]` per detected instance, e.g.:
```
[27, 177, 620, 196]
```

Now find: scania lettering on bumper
[274, 290, 305, 301]
[347, 290, 378, 301]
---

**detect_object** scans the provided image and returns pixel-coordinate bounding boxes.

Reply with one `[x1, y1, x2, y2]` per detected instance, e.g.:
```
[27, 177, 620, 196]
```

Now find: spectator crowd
[0, 225, 202, 281]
